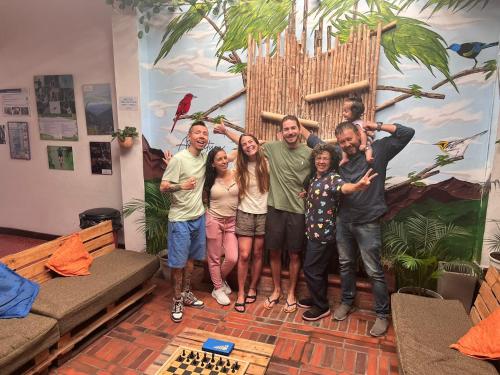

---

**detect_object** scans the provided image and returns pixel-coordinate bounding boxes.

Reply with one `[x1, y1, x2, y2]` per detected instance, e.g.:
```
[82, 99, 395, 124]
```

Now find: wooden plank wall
[245, 24, 382, 141]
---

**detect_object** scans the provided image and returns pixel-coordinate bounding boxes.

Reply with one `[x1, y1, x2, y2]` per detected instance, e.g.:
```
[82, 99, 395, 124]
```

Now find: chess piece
[189, 350, 195, 359]
[211, 352, 215, 363]
[182, 349, 186, 357]
[203, 352, 207, 362]
[222, 365, 228, 373]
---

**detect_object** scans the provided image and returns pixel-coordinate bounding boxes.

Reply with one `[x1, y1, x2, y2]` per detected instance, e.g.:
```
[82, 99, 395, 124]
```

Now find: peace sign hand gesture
[357, 168, 378, 190]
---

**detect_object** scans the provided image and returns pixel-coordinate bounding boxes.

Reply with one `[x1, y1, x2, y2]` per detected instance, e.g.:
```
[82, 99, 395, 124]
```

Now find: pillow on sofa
[0, 263, 40, 318]
[450, 307, 500, 359]
[46, 233, 93, 276]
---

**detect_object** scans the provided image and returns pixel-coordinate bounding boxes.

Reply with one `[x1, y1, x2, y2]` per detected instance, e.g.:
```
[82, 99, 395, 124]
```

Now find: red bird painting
[170, 93, 196, 133]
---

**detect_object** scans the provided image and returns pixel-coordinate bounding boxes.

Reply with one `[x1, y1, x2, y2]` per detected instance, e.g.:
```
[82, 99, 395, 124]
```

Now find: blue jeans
[336, 217, 389, 318]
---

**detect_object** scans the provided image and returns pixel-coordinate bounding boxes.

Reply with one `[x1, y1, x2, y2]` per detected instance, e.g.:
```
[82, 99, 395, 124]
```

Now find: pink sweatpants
[205, 212, 238, 289]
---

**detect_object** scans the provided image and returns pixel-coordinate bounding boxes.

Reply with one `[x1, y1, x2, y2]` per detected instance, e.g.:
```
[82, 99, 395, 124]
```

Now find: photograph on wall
[89, 142, 112, 175]
[7, 121, 30, 160]
[0, 124, 5, 144]
[34, 75, 78, 141]
[47, 146, 74, 170]
[83, 84, 114, 135]
[0, 88, 30, 116]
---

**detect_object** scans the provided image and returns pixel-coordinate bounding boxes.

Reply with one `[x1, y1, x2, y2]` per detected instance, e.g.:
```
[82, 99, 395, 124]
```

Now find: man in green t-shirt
[160, 121, 208, 323]
[215, 115, 311, 313]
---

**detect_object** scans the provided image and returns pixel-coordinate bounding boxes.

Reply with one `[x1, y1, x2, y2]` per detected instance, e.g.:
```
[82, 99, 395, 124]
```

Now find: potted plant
[485, 221, 500, 270]
[123, 180, 170, 278]
[111, 126, 139, 148]
[382, 213, 471, 298]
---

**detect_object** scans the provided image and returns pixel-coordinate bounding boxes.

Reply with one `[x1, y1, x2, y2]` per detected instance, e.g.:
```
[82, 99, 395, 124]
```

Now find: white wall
[0, 0, 124, 237]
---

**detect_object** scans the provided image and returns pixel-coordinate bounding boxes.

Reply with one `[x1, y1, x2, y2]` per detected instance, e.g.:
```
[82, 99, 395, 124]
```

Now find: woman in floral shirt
[299, 143, 376, 321]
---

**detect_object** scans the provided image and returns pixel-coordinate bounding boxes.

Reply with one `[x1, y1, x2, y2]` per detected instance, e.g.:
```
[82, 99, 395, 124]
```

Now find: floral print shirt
[305, 172, 345, 243]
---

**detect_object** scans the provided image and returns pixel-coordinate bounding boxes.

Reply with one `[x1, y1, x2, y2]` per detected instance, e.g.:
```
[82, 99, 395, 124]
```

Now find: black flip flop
[245, 292, 258, 304]
[234, 302, 246, 313]
[264, 296, 280, 310]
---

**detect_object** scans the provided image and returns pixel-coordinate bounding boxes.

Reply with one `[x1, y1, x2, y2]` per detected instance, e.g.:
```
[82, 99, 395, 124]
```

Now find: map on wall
[34, 75, 78, 141]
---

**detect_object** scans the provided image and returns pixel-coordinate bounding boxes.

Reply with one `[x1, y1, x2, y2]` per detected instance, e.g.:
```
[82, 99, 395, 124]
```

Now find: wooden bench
[391, 266, 500, 375]
[0, 221, 159, 374]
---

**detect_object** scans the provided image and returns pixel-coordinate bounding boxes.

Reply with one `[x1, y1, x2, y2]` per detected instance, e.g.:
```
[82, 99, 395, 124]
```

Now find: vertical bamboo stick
[371, 23, 382, 122]
[246, 35, 254, 134]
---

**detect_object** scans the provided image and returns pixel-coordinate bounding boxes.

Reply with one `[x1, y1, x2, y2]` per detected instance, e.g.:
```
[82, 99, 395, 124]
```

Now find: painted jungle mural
[109, 0, 500, 275]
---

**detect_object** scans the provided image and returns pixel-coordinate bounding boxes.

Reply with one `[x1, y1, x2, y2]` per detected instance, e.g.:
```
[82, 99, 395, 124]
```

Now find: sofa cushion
[0, 313, 59, 375]
[31, 250, 159, 334]
[391, 293, 498, 375]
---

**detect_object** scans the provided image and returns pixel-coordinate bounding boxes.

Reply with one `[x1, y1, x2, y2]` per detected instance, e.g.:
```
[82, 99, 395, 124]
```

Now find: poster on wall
[0, 124, 5, 144]
[34, 75, 78, 141]
[47, 146, 74, 170]
[89, 142, 112, 175]
[83, 84, 114, 135]
[0, 88, 30, 116]
[7, 121, 30, 160]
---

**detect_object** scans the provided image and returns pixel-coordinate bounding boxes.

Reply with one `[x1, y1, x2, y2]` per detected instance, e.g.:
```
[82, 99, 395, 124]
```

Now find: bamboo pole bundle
[371, 23, 382, 121]
[332, 38, 341, 131]
[261, 111, 319, 129]
[305, 80, 369, 102]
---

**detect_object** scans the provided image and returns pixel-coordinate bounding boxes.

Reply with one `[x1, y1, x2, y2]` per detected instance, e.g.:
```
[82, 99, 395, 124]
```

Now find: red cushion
[46, 233, 93, 276]
[450, 307, 500, 359]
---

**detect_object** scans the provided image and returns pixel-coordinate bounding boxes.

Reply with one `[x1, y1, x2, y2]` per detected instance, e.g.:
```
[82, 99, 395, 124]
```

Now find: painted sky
[139, 1, 500, 185]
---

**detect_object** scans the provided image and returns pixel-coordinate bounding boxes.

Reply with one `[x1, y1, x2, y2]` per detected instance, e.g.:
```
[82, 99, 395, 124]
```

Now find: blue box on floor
[202, 338, 234, 356]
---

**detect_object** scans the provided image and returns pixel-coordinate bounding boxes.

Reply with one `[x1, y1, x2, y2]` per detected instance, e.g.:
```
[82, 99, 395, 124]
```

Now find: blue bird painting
[447, 42, 499, 68]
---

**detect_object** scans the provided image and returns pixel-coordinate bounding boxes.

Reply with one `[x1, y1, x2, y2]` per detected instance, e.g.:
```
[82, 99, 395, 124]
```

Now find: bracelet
[376, 122, 383, 131]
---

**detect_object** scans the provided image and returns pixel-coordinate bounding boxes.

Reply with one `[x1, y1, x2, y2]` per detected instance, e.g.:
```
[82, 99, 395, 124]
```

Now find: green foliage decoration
[123, 180, 171, 255]
[111, 126, 139, 142]
[396, 0, 490, 15]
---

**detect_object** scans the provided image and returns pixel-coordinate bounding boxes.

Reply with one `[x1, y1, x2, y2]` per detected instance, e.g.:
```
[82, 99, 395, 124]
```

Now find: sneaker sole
[171, 315, 183, 323]
[302, 310, 331, 321]
[333, 306, 356, 321]
[297, 302, 313, 309]
[184, 303, 205, 309]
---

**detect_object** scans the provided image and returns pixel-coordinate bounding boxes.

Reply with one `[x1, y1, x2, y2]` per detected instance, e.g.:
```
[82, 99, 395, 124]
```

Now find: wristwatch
[376, 121, 383, 131]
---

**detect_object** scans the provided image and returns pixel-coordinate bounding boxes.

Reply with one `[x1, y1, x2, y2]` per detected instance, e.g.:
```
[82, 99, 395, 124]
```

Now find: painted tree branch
[178, 114, 244, 133]
[432, 66, 490, 90]
[377, 85, 445, 98]
[375, 87, 445, 112]
[202, 87, 247, 116]
[386, 156, 464, 192]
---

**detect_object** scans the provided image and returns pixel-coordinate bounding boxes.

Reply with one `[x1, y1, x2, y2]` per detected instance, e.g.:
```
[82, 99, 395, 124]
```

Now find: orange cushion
[46, 233, 93, 276]
[450, 307, 500, 359]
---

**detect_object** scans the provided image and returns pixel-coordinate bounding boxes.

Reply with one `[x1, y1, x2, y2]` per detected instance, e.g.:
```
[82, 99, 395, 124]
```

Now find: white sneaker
[212, 288, 231, 306]
[222, 280, 232, 295]
[171, 297, 183, 323]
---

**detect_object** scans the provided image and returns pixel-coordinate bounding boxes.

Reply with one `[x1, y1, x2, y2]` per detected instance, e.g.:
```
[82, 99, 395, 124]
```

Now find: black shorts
[265, 206, 305, 253]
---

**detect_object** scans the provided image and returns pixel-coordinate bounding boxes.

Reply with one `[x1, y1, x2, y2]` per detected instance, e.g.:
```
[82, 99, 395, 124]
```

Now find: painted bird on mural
[434, 130, 487, 158]
[447, 42, 499, 68]
[170, 93, 196, 133]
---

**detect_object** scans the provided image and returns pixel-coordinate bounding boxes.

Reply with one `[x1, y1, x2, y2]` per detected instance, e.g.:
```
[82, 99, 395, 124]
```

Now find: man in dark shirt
[306, 120, 415, 336]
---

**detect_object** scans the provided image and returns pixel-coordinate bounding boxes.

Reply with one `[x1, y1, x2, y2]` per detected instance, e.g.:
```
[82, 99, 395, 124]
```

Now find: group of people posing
[160, 96, 415, 337]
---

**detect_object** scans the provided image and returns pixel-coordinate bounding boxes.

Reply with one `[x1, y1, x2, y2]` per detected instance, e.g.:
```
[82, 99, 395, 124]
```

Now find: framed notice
[89, 142, 112, 175]
[83, 84, 114, 135]
[7, 121, 30, 160]
[0, 88, 30, 116]
[34, 75, 78, 141]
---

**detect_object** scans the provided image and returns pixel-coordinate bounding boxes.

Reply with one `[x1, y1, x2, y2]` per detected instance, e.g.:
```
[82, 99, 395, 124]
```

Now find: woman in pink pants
[203, 147, 239, 306]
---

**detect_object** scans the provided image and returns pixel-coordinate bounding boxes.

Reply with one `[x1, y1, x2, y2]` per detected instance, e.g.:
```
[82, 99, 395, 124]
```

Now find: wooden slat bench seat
[0, 221, 160, 374]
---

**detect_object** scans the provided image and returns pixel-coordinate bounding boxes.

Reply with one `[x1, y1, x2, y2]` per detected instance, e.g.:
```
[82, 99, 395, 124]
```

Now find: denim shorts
[167, 215, 206, 268]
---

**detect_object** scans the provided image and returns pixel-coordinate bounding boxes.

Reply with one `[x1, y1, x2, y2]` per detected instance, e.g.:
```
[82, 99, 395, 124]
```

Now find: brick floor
[49, 272, 398, 375]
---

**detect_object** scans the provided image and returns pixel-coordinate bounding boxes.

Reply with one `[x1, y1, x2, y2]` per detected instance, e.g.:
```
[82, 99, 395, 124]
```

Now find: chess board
[154, 346, 249, 375]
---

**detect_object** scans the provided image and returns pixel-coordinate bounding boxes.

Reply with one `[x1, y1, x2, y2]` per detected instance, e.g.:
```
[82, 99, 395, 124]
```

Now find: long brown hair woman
[233, 133, 269, 313]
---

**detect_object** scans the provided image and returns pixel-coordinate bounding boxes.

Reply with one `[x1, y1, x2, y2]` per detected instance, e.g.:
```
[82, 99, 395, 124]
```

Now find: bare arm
[214, 122, 240, 144]
[227, 149, 238, 163]
[160, 177, 197, 193]
[340, 169, 378, 194]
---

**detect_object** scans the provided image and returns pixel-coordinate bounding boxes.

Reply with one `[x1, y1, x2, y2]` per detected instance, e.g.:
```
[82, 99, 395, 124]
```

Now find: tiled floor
[50, 274, 399, 375]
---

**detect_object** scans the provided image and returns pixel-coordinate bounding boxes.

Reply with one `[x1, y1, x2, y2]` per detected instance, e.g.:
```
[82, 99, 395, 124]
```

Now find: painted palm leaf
[154, 2, 212, 64]
[217, 0, 293, 56]
[330, 9, 455, 89]
[396, 0, 490, 15]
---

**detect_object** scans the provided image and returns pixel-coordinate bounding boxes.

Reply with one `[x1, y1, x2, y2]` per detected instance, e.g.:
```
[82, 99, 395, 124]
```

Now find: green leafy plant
[123, 180, 170, 255]
[382, 212, 471, 292]
[111, 126, 139, 142]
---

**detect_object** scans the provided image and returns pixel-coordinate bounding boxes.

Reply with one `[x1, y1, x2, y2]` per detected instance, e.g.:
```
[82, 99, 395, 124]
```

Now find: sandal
[283, 300, 297, 313]
[245, 291, 258, 304]
[263, 296, 280, 310]
[234, 302, 246, 313]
